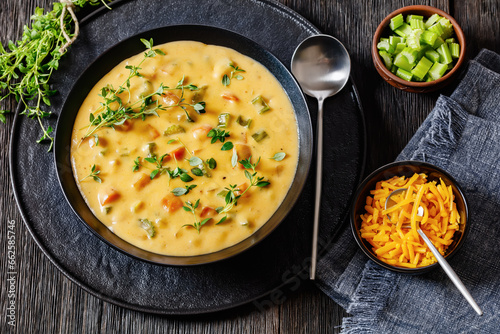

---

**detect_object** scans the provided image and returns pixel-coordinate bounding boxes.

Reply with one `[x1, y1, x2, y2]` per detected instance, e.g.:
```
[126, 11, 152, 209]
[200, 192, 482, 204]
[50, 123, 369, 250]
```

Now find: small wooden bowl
[372, 5, 466, 93]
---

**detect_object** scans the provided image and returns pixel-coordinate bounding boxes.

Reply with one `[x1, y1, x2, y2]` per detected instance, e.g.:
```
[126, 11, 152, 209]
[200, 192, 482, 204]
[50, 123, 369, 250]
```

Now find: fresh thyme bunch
[0, 0, 108, 151]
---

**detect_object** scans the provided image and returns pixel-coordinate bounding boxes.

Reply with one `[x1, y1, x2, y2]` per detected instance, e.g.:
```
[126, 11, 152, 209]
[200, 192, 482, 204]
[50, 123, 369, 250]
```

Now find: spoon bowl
[291, 34, 351, 279]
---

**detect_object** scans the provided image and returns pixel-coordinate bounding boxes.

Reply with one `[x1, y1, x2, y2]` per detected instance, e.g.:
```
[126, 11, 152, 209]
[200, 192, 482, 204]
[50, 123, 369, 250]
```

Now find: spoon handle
[417, 229, 483, 315]
[310, 98, 324, 280]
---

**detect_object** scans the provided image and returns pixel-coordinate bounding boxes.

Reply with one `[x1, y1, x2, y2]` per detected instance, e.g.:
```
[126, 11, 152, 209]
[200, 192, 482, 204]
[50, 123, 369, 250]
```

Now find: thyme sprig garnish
[207, 128, 233, 151]
[132, 156, 142, 172]
[81, 40, 206, 140]
[144, 153, 169, 179]
[177, 137, 211, 177]
[0, 1, 110, 151]
[80, 164, 101, 183]
[222, 63, 245, 86]
[172, 184, 197, 196]
[215, 157, 270, 224]
[181, 199, 212, 233]
[207, 128, 230, 143]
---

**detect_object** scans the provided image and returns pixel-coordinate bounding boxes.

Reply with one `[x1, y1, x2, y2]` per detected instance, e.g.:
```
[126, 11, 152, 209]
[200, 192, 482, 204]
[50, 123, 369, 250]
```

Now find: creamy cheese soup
[71, 41, 298, 256]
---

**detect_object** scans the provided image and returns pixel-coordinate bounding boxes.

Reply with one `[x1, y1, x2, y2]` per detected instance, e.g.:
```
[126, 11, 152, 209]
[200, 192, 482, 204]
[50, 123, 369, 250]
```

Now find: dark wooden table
[1, 0, 498, 333]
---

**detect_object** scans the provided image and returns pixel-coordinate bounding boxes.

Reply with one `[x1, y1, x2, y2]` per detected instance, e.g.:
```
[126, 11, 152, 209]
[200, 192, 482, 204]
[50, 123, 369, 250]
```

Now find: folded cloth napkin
[316, 49, 500, 334]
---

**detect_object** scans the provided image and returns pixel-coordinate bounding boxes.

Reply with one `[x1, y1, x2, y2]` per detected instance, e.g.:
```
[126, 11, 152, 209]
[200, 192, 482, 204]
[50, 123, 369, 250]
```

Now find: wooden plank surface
[1, 0, 499, 333]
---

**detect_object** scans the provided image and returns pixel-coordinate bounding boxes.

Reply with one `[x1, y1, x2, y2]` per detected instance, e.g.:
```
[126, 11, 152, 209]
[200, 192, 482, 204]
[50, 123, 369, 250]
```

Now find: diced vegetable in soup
[70, 40, 298, 256]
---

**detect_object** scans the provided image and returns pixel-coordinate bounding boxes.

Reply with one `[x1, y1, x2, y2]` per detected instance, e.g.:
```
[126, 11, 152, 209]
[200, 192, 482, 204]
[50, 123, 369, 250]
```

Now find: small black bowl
[350, 160, 469, 274]
[54, 25, 313, 266]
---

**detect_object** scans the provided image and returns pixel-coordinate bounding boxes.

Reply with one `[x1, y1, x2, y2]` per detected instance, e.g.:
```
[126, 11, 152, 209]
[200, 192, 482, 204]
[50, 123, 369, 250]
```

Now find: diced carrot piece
[161, 91, 180, 106]
[146, 124, 160, 139]
[161, 194, 183, 213]
[192, 124, 213, 140]
[169, 146, 185, 161]
[98, 188, 121, 206]
[132, 173, 151, 190]
[221, 93, 239, 102]
[115, 119, 133, 131]
[200, 206, 217, 218]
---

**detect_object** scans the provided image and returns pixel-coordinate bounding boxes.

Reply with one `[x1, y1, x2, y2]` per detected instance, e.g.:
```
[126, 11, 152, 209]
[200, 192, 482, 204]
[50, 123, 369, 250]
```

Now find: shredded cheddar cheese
[360, 173, 461, 268]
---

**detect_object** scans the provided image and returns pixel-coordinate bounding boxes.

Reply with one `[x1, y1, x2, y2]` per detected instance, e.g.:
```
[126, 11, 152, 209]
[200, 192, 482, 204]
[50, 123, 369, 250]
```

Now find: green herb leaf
[150, 169, 160, 180]
[172, 184, 197, 196]
[180, 172, 194, 182]
[188, 156, 203, 166]
[191, 168, 204, 177]
[216, 215, 227, 225]
[270, 152, 286, 161]
[231, 150, 238, 168]
[206, 158, 217, 169]
[221, 142, 234, 151]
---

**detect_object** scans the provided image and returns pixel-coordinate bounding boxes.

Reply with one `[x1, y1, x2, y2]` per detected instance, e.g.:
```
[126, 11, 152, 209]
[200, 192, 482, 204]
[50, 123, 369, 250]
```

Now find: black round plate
[54, 24, 313, 266]
[10, 0, 365, 314]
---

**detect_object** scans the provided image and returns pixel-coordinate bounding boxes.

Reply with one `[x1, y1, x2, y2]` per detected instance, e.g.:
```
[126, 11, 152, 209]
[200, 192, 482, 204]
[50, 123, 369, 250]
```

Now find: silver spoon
[386, 188, 483, 315]
[291, 35, 351, 280]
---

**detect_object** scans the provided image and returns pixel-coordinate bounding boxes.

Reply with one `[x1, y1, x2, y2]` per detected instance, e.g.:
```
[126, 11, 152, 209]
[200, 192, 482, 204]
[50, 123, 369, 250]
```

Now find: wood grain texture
[1, 0, 499, 333]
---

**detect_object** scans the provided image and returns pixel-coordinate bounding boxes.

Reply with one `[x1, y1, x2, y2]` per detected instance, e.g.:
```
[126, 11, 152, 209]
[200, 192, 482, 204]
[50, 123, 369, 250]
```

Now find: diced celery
[428, 23, 444, 37]
[217, 113, 230, 128]
[396, 68, 413, 81]
[394, 53, 413, 72]
[406, 14, 424, 23]
[377, 40, 395, 53]
[449, 42, 460, 58]
[394, 43, 406, 54]
[425, 14, 441, 29]
[401, 47, 419, 64]
[251, 95, 271, 114]
[252, 130, 269, 142]
[432, 36, 445, 49]
[236, 115, 252, 128]
[377, 12, 459, 83]
[420, 30, 438, 46]
[437, 43, 452, 64]
[389, 13, 404, 30]
[389, 36, 403, 45]
[389, 36, 403, 50]
[411, 56, 433, 81]
[438, 17, 453, 30]
[409, 18, 425, 30]
[394, 22, 413, 37]
[417, 45, 430, 60]
[379, 51, 393, 69]
[164, 125, 185, 136]
[407, 29, 422, 49]
[428, 62, 448, 80]
[425, 49, 440, 63]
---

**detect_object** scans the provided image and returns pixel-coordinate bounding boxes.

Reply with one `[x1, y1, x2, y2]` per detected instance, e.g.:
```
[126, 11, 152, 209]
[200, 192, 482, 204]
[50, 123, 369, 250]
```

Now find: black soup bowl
[54, 25, 313, 266]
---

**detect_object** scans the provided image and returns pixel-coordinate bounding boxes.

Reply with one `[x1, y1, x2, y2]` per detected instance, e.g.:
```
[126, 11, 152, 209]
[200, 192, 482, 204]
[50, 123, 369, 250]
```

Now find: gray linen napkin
[316, 49, 500, 333]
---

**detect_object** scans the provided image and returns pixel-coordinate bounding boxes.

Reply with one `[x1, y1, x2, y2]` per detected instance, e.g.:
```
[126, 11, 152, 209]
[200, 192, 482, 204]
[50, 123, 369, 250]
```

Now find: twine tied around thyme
[59, 0, 79, 54]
